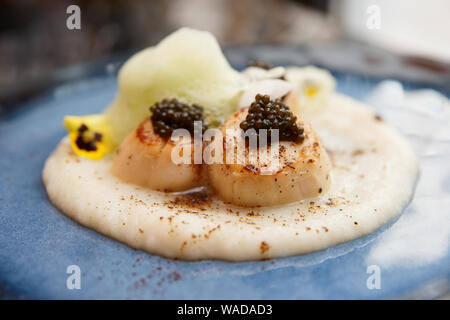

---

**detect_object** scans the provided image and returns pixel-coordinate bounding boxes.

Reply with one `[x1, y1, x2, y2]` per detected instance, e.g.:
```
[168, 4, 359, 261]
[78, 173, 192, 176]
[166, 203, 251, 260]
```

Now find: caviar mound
[239, 94, 305, 143]
[150, 99, 207, 139]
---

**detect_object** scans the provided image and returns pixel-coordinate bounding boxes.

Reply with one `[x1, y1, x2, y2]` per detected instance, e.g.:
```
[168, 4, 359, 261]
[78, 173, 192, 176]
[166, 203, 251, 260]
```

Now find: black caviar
[150, 99, 207, 138]
[240, 94, 305, 143]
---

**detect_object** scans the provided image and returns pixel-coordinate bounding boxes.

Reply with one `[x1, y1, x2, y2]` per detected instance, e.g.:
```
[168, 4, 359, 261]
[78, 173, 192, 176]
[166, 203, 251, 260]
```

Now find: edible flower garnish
[64, 114, 113, 160]
[242, 65, 286, 82]
[284, 66, 336, 113]
[240, 63, 292, 108]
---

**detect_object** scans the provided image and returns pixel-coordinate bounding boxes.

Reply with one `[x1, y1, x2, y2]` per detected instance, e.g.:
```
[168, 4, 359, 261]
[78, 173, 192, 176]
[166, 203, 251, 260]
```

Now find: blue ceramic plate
[1, 47, 449, 299]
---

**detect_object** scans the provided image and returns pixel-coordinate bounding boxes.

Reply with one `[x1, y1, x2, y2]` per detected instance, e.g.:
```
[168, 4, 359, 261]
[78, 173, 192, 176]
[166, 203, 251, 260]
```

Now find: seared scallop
[282, 91, 301, 116]
[207, 103, 332, 207]
[111, 119, 203, 192]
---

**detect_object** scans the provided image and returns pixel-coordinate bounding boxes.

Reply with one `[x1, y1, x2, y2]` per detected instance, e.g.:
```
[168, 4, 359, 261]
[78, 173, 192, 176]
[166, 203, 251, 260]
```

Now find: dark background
[2, 0, 449, 100]
[0, 0, 337, 88]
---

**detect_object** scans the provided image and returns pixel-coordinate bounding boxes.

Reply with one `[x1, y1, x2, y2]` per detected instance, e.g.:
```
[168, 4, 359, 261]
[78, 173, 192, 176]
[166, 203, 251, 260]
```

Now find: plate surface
[1, 47, 449, 299]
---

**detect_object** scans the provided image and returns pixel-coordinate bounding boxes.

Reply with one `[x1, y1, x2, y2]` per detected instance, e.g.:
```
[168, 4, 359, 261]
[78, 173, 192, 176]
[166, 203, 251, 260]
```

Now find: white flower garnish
[242, 66, 286, 82]
[239, 79, 293, 108]
[239, 66, 292, 108]
[239, 65, 336, 112]
[284, 66, 336, 113]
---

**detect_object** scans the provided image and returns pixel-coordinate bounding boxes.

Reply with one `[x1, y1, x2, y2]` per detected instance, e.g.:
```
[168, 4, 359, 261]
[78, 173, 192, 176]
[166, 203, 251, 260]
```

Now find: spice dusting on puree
[43, 28, 419, 261]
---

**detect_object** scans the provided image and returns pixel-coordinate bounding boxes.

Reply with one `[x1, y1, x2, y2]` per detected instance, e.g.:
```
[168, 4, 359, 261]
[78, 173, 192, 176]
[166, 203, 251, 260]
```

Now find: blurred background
[0, 0, 449, 91]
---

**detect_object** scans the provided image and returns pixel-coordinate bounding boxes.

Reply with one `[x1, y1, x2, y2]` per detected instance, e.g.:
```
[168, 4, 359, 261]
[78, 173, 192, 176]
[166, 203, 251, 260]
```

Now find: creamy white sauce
[43, 94, 419, 261]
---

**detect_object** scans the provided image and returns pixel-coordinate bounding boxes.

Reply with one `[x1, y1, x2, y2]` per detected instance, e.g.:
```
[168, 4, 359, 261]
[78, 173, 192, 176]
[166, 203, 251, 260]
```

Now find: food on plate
[43, 28, 418, 261]
[64, 114, 113, 160]
[207, 94, 332, 207]
[106, 28, 242, 144]
[111, 99, 206, 192]
[284, 66, 336, 113]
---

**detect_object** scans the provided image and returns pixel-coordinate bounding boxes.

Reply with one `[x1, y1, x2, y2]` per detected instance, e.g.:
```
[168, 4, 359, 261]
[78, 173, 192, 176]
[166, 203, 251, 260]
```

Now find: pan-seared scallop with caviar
[43, 28, 419, 262]
[111, 99, 206, 192]
[207, 94, 332, 207]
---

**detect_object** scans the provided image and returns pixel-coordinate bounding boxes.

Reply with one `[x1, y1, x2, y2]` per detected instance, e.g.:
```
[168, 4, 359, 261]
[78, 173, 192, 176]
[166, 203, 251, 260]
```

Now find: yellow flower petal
[64, 114, 114, 160]
[305, 86, 319, 97]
